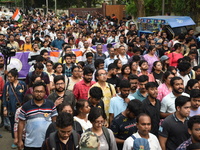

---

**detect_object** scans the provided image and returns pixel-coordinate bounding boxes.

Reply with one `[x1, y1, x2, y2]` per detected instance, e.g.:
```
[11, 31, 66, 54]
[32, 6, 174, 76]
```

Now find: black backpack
[49, 130, 79, 150]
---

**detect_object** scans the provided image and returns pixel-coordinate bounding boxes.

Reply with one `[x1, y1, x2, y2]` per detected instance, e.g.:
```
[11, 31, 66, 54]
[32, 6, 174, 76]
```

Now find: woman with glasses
[87, 107, 117, 150]
[2, 68, 27, 148]
[45, 60, 54, 77]
[129, 61, 140, 75]
[49, 63, 68, 91]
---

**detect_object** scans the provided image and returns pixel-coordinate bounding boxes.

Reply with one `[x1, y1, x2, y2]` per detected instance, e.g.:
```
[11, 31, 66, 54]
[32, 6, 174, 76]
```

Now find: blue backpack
[131, 135, 150, 150]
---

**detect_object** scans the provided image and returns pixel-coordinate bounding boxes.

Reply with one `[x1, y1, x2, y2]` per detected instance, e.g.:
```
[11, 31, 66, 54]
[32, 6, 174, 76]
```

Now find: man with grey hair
[80, 41, 96, 61]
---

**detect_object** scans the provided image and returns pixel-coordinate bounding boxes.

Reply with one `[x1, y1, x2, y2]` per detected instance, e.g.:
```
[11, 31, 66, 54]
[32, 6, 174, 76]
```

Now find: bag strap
[49, 132, 57, 150]
[131, 135, 136, 140]
[72, 130, 79, 150]
[108, 83, 113, 97]
[66, 76, 70, 89]
[10, 83, 22, 106]
[102, 126, 111, 150]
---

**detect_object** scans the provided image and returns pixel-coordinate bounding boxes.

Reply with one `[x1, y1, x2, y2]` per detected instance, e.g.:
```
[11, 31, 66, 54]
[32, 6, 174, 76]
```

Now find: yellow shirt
[90, 82, 116, 119]
[20, 43, 33, 51]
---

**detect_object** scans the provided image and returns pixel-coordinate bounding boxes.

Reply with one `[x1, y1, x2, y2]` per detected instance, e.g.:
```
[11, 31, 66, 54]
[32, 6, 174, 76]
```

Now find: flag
[12, 9, 22, 22]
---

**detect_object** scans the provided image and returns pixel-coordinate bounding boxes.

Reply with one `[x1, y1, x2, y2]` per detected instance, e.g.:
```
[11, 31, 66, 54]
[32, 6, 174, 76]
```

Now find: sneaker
[5, 126, 11, 131]
[11, 144, 17, 149]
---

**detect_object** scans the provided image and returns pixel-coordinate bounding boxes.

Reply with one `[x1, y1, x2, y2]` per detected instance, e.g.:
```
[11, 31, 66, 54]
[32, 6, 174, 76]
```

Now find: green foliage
[125, 0, 137, 16]
[144, 0, 162, 15]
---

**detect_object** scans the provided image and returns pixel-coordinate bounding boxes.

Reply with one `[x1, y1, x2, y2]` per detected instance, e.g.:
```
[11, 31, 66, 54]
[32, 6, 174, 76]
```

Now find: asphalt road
[0, 126, 14, 150]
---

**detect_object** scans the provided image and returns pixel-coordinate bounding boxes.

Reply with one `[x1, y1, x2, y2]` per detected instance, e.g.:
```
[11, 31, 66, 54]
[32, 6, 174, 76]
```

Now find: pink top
[143, 54, 159, 73]
[157, 83, 171, 101]
[138, 72, 155, 82]
[168, 52, 183, 67]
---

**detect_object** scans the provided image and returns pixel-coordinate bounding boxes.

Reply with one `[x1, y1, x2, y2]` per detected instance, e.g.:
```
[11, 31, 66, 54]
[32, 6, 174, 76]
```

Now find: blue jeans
[4, 116, 10, 127]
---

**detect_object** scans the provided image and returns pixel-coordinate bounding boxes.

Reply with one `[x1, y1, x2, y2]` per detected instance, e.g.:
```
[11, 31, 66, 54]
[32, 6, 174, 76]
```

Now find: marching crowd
[0, 9, 200, 150]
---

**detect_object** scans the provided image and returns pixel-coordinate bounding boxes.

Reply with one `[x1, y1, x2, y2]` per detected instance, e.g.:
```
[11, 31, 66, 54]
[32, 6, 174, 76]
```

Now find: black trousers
[24, 146, 41, 150]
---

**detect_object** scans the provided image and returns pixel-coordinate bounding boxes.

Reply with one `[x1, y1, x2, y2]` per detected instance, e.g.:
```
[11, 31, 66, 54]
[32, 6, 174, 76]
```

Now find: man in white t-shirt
[117, 45, 130, 65]
[177, 61, 192, 87]
[160, 76, 189, 119]
[80, 41, 96, 61]
[190, 89, 200, 116]
[123, 113, 161, 150]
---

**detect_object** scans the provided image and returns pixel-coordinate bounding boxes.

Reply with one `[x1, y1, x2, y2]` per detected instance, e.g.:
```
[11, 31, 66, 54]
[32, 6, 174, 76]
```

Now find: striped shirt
[19, 99, 58, 148]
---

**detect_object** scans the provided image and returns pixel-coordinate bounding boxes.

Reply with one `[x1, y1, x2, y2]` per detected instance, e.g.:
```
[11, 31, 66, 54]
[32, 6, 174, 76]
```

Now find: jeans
[8, 116, 14, 138]
[4, 116, 10, 127]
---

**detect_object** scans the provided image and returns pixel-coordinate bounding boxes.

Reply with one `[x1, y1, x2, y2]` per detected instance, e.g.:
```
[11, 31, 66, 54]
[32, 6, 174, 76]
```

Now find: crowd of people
[0, 8, 200, 150]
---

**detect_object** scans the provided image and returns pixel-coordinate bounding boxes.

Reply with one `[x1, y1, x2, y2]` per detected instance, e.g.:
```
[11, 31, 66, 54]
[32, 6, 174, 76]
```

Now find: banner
[6, 44, 110, 79]
[7, 52, 30, 79]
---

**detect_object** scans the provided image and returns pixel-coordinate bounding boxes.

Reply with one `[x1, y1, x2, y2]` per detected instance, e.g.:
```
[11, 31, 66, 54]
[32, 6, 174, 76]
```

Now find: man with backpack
[110, 100, 143, 150]
[123, 113, 161, 150]
[42, 112, 79, 150]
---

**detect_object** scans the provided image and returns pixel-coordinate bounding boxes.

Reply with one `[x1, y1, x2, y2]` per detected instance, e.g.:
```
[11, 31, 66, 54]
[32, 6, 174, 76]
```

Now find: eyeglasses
[94, 120, 105, 126]
[55, 82, 65, 86]
[34, 90, 45, 94]
[130, 82, 138, 85]
[99, 73, 107, 76]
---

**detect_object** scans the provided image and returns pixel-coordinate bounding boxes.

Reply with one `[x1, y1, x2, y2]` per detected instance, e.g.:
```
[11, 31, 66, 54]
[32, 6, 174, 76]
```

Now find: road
[0, 126, 14, 150]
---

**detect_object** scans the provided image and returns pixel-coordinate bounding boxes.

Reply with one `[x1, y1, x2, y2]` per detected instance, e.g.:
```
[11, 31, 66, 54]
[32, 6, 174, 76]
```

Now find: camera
[0, 44, 16, 58]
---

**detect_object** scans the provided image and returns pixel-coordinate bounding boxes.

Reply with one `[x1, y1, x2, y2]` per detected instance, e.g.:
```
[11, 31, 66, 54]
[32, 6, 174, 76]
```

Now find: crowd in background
[0, 8, 200, 150]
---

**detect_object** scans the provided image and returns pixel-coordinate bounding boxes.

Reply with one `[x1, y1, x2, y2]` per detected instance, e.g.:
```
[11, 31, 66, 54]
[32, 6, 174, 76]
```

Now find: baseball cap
[160, 55, 169, 62]
[80, 131, 99, 150]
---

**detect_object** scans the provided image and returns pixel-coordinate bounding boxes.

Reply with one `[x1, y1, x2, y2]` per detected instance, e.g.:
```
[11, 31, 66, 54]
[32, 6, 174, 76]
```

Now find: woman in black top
[151, 61, 164, 86]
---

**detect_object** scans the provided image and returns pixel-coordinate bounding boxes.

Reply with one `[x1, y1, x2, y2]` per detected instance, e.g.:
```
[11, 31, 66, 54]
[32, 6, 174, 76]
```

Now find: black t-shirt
[158, 113, 190, 150]
[88, 99, 105, 113]
[110, 113, 137, 150]
[107, 76, 121, 89]
[142, 97, 161, 136]
[92, 37, 104, 45]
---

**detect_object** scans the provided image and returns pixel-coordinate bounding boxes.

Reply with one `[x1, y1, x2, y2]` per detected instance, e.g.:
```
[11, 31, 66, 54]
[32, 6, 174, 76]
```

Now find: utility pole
[55, 0, 57, 15]
[46, 0, 48, 14]
[162, 0, 165, 15]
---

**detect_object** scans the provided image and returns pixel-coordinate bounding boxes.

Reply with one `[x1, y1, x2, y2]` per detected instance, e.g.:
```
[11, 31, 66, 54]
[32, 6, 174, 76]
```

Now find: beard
[34, 96, 44, 101]
[55, 87, 65, 92]
[173, 88, 184, 94]
[0, 64, 4, 68]
[111, 74, 116, 78]
[131, 86, 137, 91]
[84, 77, 92, 83]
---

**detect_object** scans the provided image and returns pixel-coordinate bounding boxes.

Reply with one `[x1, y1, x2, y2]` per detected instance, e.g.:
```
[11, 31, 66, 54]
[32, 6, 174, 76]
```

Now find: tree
[126, 0, 145, 17]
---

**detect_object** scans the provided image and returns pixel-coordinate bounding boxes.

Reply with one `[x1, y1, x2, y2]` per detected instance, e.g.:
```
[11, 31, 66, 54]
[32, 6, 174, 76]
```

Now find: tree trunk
[134, 0, 145, 17]
[86, 0, 92, 8]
